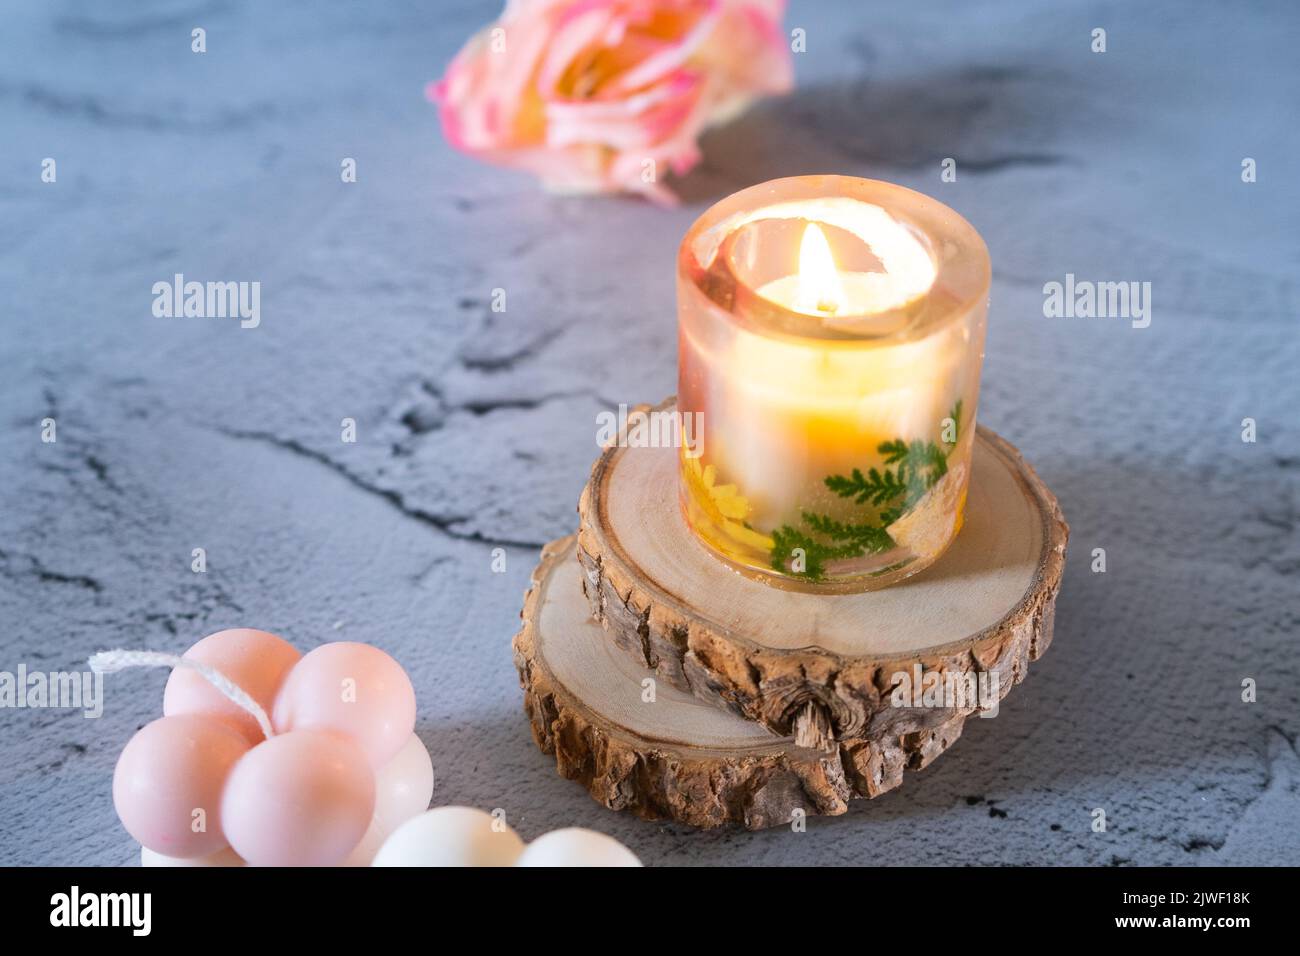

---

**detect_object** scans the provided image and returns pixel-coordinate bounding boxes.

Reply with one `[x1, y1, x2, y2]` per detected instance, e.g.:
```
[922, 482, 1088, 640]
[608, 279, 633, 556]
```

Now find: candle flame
[797, 223, 845, 315]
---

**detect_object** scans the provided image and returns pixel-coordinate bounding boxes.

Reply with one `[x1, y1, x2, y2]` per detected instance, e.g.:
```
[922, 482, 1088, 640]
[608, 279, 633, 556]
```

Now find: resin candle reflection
[677, 176, 990, 590]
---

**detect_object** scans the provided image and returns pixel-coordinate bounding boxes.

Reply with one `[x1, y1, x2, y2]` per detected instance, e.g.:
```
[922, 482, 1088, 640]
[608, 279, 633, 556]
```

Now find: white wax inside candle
[695, 197, 938, 319]
[684, 317, 965, 528]
[754, 273, 913, 335]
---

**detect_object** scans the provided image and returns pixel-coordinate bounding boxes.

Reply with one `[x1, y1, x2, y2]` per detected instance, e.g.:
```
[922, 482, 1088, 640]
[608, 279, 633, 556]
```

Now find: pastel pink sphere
[113, 715, 249, 858]
[272, 642, 415, 769]
[222, 730, 375, 867]
[164, 628, 301, 744]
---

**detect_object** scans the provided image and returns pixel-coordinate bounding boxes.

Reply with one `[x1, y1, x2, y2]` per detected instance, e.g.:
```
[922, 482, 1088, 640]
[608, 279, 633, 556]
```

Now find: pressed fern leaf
[946, 398, 963, 445]
[825, 465, 908, 506]
[770, 399, 966, 580]
[770, 525, 862, 581]
[802, 512, 894, 552]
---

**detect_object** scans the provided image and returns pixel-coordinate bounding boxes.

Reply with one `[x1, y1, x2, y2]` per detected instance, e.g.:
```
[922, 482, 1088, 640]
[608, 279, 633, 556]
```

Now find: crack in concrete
[956, 153, 1066, 172]
[54, 2, 230, 39]
[1181, 727, 1300, 859]
[82, 453, 121, 493]
[212, 426, 547, 551]
[429, 388, 595, 427]
[398, 382, 609, 441]
[457, 332, 557, 374]
[2, 80, 284, 132]
[0, 547, 104, 594]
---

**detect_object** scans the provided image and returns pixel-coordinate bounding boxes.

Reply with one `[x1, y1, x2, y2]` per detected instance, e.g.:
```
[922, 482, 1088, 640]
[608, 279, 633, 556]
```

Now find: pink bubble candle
[94, 631, 430, 868]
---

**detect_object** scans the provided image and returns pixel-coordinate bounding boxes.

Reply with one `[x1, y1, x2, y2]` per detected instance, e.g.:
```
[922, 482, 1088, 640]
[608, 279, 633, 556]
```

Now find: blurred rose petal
[429, 0, 793, 203]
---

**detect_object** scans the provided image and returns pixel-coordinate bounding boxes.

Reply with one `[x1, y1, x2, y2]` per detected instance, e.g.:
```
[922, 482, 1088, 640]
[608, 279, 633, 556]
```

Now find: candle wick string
[88, 648, 275, 741]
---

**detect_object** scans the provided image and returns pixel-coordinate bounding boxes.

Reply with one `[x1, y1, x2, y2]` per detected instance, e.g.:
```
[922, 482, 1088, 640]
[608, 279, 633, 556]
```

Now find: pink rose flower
[429, 0, 793, 204]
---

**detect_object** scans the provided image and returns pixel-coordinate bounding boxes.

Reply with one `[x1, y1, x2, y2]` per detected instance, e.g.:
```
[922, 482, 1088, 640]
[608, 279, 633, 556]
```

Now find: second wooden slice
[577, 399, 1068, 744]
[513, 536, 969, 828]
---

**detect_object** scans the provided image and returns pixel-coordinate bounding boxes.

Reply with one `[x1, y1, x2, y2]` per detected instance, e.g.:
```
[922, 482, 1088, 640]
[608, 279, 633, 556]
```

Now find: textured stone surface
[0, 0, 1296, 865]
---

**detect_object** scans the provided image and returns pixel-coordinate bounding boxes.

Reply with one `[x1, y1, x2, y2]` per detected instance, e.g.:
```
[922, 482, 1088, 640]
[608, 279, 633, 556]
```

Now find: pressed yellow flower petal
[724, 521, 774, 552]
[680, 454, 773, 556]
[885, 465, 964, 559]
[715, 496, 749, 520]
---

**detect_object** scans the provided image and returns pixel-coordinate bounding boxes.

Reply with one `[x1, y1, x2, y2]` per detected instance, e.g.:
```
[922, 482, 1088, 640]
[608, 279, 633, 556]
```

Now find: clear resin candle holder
[677, 175, 990, 590]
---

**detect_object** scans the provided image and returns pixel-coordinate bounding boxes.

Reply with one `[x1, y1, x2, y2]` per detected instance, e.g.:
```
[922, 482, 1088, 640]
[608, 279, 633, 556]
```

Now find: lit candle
[677, 176, 990, 589]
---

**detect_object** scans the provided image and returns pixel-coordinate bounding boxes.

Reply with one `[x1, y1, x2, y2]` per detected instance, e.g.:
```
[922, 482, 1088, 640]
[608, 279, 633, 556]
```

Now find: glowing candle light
[677, 176, 989, 590]
[792, 223, 845, 315]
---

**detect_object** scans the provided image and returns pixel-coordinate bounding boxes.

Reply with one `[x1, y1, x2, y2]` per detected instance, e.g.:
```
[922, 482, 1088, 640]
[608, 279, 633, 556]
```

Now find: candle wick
[88, 648, 275, 741]
[816, 299, 839, 315]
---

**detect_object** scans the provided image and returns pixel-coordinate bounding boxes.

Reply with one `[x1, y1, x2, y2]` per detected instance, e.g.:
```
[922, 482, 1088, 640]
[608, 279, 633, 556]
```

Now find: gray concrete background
[1, 0, 1297, 866]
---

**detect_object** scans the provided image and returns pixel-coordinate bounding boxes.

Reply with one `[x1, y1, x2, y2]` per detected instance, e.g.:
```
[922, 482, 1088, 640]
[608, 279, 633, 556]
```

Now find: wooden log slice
[576, 399, 1068, 744]
[513, 536, 971, 829]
